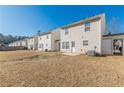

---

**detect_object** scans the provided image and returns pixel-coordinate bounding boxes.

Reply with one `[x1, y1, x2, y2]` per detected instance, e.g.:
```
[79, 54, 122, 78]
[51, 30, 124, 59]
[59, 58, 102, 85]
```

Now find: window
[46, 35, 49, 39]
[65, 29, 69, 35]
[62, 42, 66, 49]
[62, 42, 70, 49]
[71, 41, 75, 47]
[83, 40, 88, 46]
[66, 42, 69, 49]
[85, 22, 90, 31]
[40, 37, 42, 40]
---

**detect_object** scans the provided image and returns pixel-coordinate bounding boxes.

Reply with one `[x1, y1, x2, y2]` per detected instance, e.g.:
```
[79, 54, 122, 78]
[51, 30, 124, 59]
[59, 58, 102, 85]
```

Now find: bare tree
[107, 17, 120, 34]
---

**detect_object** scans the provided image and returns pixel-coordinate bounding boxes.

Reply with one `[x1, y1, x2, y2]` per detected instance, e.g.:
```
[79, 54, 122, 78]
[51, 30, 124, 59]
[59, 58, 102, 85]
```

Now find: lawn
[0, 50, 124, 87]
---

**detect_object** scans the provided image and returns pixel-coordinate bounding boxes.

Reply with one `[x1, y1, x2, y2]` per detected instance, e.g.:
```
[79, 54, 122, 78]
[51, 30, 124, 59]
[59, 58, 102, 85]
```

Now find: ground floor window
[62, 42, 66, 49]
[71, 41, 75, 47]
[62, 42, 69, 49]
[66, 42, 69, 49]
[83, 40, 88, 46]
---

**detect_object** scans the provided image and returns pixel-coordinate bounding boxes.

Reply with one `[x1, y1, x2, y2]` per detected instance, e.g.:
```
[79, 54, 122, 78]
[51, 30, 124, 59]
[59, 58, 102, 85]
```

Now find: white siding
[61, 19, 102, 54]
[38, 34, 51, 51]
[102, 39, 112, 55]
[27, 38, 35, 50]
[51, 29, 61, 51]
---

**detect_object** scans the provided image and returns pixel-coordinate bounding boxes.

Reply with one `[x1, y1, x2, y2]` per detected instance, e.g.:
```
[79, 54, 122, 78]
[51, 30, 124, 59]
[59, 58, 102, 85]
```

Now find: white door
[71, 41, 76, 53]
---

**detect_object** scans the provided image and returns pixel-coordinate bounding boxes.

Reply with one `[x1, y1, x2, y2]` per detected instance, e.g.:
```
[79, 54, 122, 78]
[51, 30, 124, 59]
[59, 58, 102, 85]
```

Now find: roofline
[61, 13, 105, 29]
[103, 33, 124, 37]
[8, 38, 28, 44]
[39, 31, 51, 36]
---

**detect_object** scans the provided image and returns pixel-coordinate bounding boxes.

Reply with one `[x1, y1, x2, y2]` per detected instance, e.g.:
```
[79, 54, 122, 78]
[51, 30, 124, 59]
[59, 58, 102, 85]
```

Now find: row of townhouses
[8, 13, 124, 56]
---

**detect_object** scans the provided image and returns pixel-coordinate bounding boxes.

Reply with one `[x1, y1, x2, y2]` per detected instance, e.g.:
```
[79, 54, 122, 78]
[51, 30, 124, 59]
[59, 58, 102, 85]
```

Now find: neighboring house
[8, 38, 28, 48]
[38, 28, 61, 51]
[8, 41, 21, 47]
[27, 36, 38, 50]
[60, 13, 106, 55]
[20, 38, 28, 47]
[102, 33, 124, 56]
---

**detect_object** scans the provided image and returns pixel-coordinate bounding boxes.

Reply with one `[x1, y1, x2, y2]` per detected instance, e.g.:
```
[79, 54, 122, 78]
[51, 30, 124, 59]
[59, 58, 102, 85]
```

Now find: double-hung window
[65, 29, 69, 35]
[62, 42, 69, 49]
[85, 22, 91, 32]
[62, 42, 66, 49]
[83, 40, 88, 46]
[66, 42, 69, 49]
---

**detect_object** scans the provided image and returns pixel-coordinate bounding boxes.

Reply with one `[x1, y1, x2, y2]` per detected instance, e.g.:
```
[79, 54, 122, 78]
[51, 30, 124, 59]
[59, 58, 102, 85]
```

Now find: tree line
[0, 33, 28, 44]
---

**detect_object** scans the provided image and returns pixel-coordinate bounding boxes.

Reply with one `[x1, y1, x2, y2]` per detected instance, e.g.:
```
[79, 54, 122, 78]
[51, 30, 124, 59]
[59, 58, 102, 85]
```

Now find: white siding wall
[102, 36, 124, 55]
[61, 19, 102, 54]
[21, 40, 27, 46]
[27, 38, 35, 50]
[38, 34, 51, 51]
[51, 29, 61, 51]
[102, 39, 112, 55]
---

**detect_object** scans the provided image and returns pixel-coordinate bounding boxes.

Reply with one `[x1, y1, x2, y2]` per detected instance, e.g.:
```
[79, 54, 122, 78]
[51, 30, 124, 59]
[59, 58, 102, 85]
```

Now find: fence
[0, 46, 27, 51]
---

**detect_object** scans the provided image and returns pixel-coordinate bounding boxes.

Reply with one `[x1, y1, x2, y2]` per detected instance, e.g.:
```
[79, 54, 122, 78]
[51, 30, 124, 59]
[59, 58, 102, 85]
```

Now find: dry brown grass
[0, 50, 124, 87]
[0, 50, 41, 61]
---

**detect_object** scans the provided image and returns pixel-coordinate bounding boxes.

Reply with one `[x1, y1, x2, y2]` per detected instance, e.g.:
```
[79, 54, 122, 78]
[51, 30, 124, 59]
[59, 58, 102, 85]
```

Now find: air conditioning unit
[86, 50, 96, 56]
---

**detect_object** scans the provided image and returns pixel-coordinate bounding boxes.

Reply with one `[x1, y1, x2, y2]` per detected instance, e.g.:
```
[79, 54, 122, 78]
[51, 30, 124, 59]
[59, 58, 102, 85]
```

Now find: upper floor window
[65, 29, 69, 35]
[40, 37, 42, 40]
[85, 22, 90, 32]
[83, 40, 88, 46]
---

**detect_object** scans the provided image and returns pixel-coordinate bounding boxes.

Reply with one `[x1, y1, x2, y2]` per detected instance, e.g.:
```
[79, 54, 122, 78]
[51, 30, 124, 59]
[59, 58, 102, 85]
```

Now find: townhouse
[8, 38, 28, 48]
[38, 28, 61, 51]
[102, 33, 124, 55]
[27, 36, 38, 50]
[8, 13, 124, 56]
[60, 14, 106, 55]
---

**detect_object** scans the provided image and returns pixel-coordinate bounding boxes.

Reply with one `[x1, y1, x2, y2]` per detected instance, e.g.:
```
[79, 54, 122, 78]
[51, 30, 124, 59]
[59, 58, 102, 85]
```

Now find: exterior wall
[21, 40, 27, 47]
[60, 19, 103, 54]
[101, 14, 106, 35]
[38, 34, 51, 51]
[102, 38, 113, 55]
[34, 36, 38, 50]
[27, 37, 35, 50]
[8, 39, 28, 48]
[102, 35, 124, 55]
[51, 29, 61, 51]
[38, 29, 61, 51]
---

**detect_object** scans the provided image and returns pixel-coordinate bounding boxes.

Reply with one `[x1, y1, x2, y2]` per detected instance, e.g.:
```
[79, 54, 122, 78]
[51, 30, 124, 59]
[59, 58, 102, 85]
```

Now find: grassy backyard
[0, 50, 124, 87]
